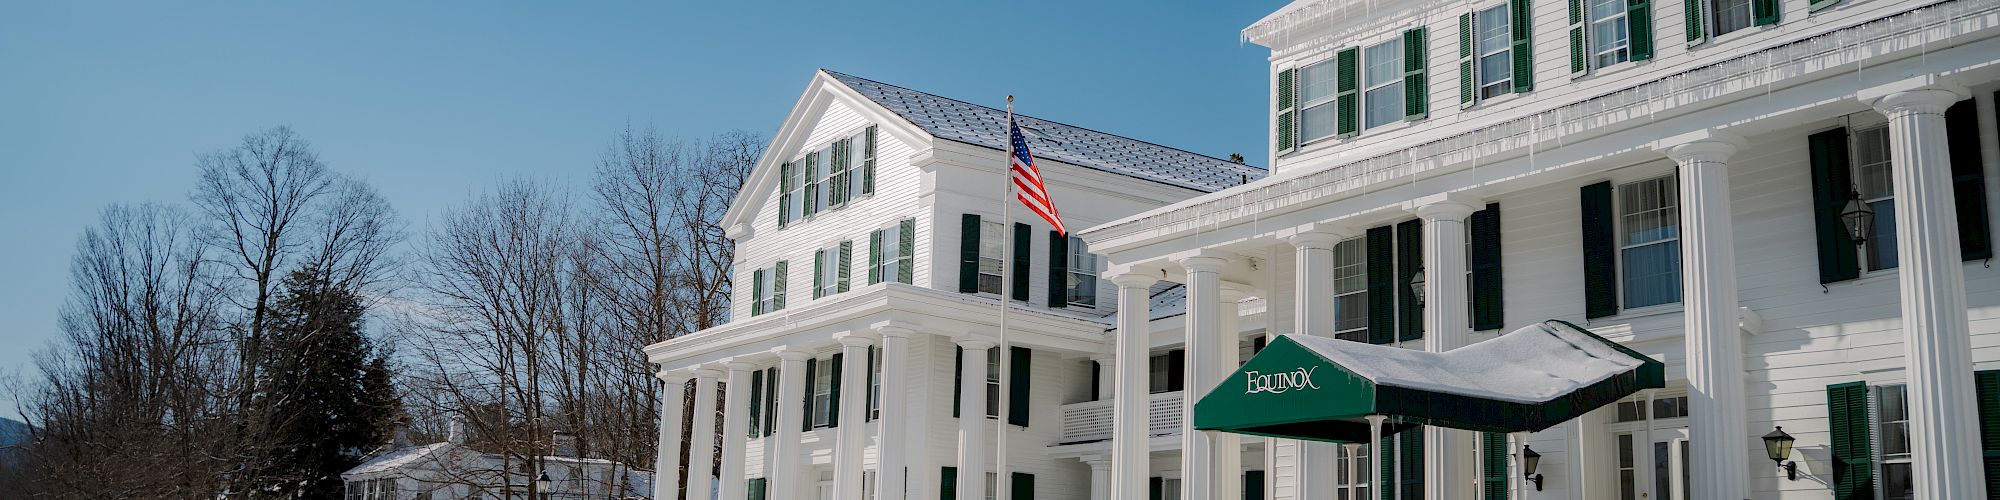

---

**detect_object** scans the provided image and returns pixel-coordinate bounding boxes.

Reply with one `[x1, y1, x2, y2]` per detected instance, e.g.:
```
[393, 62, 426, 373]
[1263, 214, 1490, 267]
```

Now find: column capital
[1657, 130, 1746, 163]
[1283, 223, 1354, 249]
[692, 367, 724, 379]
[1109, 272, 1158, 290]
[656, 370, 690, 383]
[956, 338, 996, 350]
[771, 345, 815, 361]
[723, 361, 759, 372]
[873, 324, 916, 338]
[1858, 75, 1969, 115]
[1176, 254, 1230, 274]
[1405, 193, 1482, 221]
[834, 330, 879, 347]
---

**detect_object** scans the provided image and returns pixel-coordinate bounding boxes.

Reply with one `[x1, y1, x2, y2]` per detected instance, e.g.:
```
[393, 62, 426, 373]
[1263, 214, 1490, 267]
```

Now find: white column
[1093, 356, 1116, 402]
[1411, 196, 1480, 500]
[1086, 456, 1112, 500]
[835, 333, 877, 500]
[1213, 284, 1249, 500]
[1658, 131, 1751, 500]
[687, 367, 723, 500]
[875, 326, 915, 500]
[1862, 77, 1986, 498]
[1110, 273, 1158, 500]
[655, 371, 690, 500]
[719, 362, 755, 500]
[1284, 228, 1348, 499]
[957, 339, 995, 500]
[772, 348, 814, 500]
[1178, 254, 1226, 500]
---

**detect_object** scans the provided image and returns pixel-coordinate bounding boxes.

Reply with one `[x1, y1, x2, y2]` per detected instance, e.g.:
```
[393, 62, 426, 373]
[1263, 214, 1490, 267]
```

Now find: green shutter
[869, 229, 885, 285]
[952, 346, 964, 418]
[1366, 225, 1397, 344]
[814, 249, 826, 299]
[1335, 47, 1360, 137]
[1948, 100, 1992, 261]
[827, 353, 843, 428]
[1483, 432, 1509, 500]
[1684, 0, 1707, 46]
[1808, 129, 1861, 283]
[765, 367, 779, 437]
[1471, 203, 1504, 331]
[1976, 370, 2000, 498]
[748, 370, 765, 437]
[1810, 0, 1841, 13]
[1277, 68, 1297, 153]
[1008, 346, 1031, 426]
[940, 467, 957, 500]
[1150, 477, 1163, 500]
[1396, 219, 1424, 342]
[1581, 181, 1619, 318]
[1568, 0, 1588, 76]
[1244, 470, 1265, 500]
[1048, 231, 1068, 307]
[960, 214, 982, 293]
[1400, 427, 1425, 500]
[866, 345, 878, 422]
[801, 358, 817, 432]
[1827, 381, 1874, 500]
[1012, 223, 1031, 302]
[1629, 0, 1654, 61]
[838, 240, 853, 292]
[1459, 13, 1477, 107]
[752, 268, 765, 316]
[1510, 0, 1534, 92]
[1752, 0, 1781, 25]
[1403, 28, 1429, 120]
[1010, 472, 1034, 500]
[803, 152, 819, 218]
[774, 260, 788, 310]
[748, 478, 767, 500]
[862, 126, 877, 195]
[779, 162, 794, 227]
[829, 139, 848, 207]
[1378, 434, 1396, 500]
[1167, 349, 1185, 392]
[899, 219, 917, 284]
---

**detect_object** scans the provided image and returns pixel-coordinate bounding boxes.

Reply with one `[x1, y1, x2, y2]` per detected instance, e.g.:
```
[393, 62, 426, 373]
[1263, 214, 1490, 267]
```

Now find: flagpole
[995, 95, 1015, 500]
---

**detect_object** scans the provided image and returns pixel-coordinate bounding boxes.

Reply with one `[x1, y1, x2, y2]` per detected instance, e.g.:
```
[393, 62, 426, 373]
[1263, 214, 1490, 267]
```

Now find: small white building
[342, 436, 652, 500]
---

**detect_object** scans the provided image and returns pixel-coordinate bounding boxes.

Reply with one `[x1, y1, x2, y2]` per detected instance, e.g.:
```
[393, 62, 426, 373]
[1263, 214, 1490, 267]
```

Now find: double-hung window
[805, 146, 831, 216]
[1066, 236, 1099, 307]
[811, 355, 835, 428]
[1589, 0, 1631, 68]
[1332, 444, 1372, 499]
[816, 244, 842, 298]
[977, 220, 1005, 294]
[783, 160, 805, 223]
[1332, 237, 1369, 341]
[752, 264, 780, 315]
[984, 348, 1001, 418]
[1873, 384, 1914, 499]
[873, 219, 914, 285]
[1709, 0, 1754, 37]
[827, 138, 851, 208]
[1147, 350, 1185, 394]
[1475, 4, 1514, 99]
[1618, 176, 1682, 309]
[868, 346, 883, 420]
[1361, 40, 1405, 130]
[1853, 126, 1899, 271]
[1298, 60, 1340, 142]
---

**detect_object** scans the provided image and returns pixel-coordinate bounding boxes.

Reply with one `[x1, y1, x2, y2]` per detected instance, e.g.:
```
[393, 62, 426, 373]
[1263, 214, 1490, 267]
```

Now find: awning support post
[1366, 415, 1386, 498]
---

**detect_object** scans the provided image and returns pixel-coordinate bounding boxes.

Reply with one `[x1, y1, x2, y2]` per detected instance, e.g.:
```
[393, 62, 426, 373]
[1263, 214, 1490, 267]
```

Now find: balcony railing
[1057, 391, 1184, 445]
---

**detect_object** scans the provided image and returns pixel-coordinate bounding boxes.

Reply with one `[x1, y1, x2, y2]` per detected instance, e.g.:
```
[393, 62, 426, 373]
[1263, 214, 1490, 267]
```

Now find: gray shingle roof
[826, 70, 1266, 193]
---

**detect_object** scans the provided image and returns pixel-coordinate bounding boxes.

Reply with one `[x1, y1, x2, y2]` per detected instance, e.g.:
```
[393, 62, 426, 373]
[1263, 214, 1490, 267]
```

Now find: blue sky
[0, 1, 1279, 416]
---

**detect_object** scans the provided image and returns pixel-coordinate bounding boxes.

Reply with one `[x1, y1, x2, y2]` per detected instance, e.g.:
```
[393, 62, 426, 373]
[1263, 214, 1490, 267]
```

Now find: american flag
[1008, 117, 1066, 235]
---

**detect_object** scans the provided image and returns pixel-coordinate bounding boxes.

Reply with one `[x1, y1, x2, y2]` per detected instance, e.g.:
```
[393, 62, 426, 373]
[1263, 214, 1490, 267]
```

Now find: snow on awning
[1192, 320, 1665, 443]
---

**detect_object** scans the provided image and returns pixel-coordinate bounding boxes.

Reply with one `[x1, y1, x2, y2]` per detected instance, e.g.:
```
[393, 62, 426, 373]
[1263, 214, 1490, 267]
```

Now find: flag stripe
[1008, 116, 1067, 235]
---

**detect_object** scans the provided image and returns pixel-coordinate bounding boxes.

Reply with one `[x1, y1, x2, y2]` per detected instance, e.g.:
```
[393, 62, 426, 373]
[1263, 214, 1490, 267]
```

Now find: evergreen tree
[252, 267, 402, 499]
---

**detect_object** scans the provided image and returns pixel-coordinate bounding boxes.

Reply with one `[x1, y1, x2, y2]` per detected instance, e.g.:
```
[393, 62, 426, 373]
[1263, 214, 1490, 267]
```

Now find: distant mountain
[0, 417, 27, 450]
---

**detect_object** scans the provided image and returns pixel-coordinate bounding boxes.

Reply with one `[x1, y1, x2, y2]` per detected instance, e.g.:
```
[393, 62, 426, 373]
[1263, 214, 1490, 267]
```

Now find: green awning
[1192, 320, 1664, 443]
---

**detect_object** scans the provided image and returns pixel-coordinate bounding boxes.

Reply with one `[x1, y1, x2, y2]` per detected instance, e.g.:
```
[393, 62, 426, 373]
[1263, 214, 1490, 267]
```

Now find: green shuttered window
[1471, 203, 1505, 330]
[1811, 111, 1989, 284]
[1826, 381, 1873, 499]
[940, 467, 957, 500]
[1753, 0, 1782, 26]
[773, 261, 788, 311]
[1684, 0, 1706, 46]
[1366, 225, 1397, 344]
[1483, 432, 1510, 500]
[1629, 0, 1654, 61]
[1403, 28, 1429, 120]
[1012, 223, 1031, 302]
[1011, 472, 1034, 500]
[1947, 100, 1992, 261]
[1458, 13, 1477, 107]
[1336, 47, 1361, 137]
[1580, 181, 1619, 318]
[861, 125, 878, 195]
[1047, 231, 1069, 307]
[959, 214, 982, 293]
[1510, 0, 1534, 92]
[1808, 128, 1860, 283]
[1277, 68, 1297, 153]
[1396, 219, 1424, 342]
[1008, 346, 1031, 427]
[748, 478, 767, 500]
[748, 370, 764, 437]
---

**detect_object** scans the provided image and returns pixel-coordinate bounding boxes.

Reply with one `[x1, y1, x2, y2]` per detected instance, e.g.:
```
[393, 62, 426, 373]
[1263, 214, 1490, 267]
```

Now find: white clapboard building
[1075, 0, 2000, 499]
[642, 70, 1265, 500]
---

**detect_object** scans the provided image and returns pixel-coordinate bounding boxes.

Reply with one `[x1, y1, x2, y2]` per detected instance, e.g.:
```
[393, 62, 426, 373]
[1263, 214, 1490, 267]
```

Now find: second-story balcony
[1056, 391, 1185, 445]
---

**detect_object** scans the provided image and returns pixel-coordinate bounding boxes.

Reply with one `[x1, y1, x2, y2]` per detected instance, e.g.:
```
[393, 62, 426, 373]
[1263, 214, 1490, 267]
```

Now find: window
[1333, 444, 1372, 500]
[812, 355, 835, 428]
[752, 265, 779, 315]
[763, 367, 779, 437]
[1617, 433, 1638, 500]
[984, 348, 1001, 418]
[1612, 395, 1689, 423]
[1609, 393, 1691, 500]
[1148, 350, 1184, 394]
[827, 138, 851, 208]
[852, 129, 874, 201]
[1066, 236, 1099, 307]
[1710, 0, 1754, 37]
[868, 345, 883, 420]
[985, 472, 999, 500]
[875, 220, 914, 285]
[783, 160, 804, 223]
[1298, 60, 1340, 142]
[1362, 40, 1405, 130]
[1617, 176, 1681, 309]
[1875, 384, 1913, 500]
[978, 220, 1004, 294]
[1475, 4, 1514, 99]
[1332, 237, 1369, 341]
[1853, 126, 1899, 271]
[815, 243, 847, 299]
[807, 146, 833, 216]
[1588, 0, 1631, 68]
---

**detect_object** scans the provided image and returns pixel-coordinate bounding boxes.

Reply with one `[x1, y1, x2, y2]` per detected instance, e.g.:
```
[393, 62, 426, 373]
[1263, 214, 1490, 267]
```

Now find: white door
[1648, 428, 1689, 500]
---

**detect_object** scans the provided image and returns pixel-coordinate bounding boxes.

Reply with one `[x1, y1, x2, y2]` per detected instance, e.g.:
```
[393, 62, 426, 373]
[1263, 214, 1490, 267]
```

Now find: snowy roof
[825, 70, 1266, 193]
[345, 442, 461, 476]
[1283, 321, 1648, 404]
[1146, 283, 1188, 321]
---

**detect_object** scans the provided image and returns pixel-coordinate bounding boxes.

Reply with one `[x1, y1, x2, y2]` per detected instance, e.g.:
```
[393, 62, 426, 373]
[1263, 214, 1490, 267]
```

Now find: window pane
[1856, 127, 1894, 199]
[1477, 6, 1511, 54]
[1364, 85, 1404, 129]
[1301, 103, 1338, 141]
[1335, 292, 1370, 334]
[1882, 462, 1914, 500]
[1712, 0, 1754, 36]
[1620, 178, 1680, 246]
[1589, 0, 1624, 19]
[979, 221, 1004, 294]
[1653, 442, 1672, 500]
[1364, 41, 1402, 87]
[1622, 241, 1682, 308]
[1478, 53, 1512, 96]
[1300, 61, 1338, 104]
[1867, 201, 1898, 270]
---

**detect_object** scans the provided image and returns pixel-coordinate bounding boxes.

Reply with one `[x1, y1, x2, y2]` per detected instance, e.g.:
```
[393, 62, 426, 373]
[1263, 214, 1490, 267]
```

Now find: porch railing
[1056, 391, 1184, 444]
